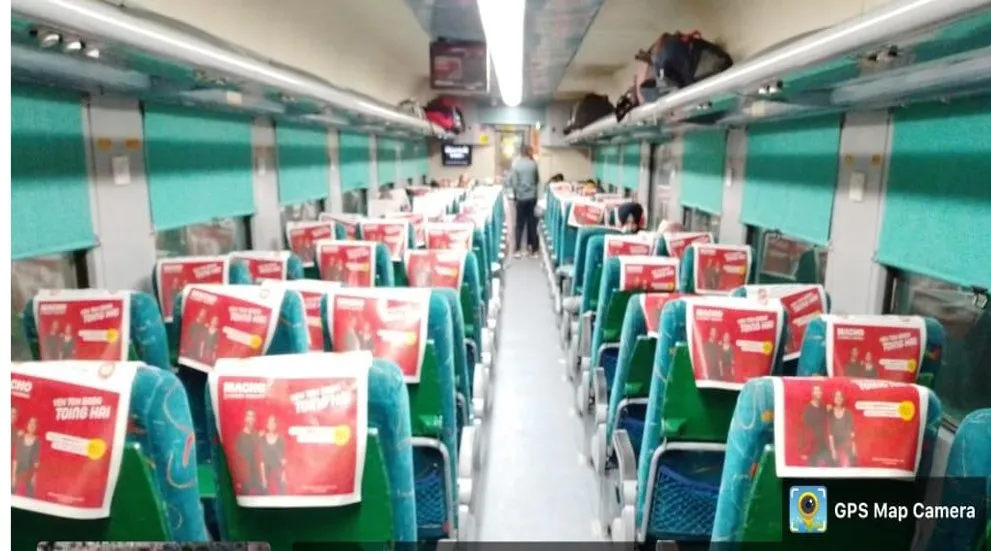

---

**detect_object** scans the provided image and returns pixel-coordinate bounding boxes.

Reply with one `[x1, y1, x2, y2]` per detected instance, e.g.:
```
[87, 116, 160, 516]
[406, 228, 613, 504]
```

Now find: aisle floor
[474, 256, 603, 541]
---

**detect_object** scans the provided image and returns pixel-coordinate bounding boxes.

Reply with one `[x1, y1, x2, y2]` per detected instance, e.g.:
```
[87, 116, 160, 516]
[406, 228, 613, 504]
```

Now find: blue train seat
[320, 287, 472, 540]
[23, 290, 171, 370]
[678, 243, 754, 295]
[554, 200, 608, 317]
[732, 284, 832, 373]
[608, 296, 788, 544]
[797, 314, 946, 387]
[357, 220, 417, 286]
[560, 226, 621, 348]
[228, 250, 304, 281]
[204, 353, 419, 545]
[708, 377, 943, 549]
[656, 231, 713, 259]
[284, 219, 345, 278]
[926, 408, 991, 551]
[12, 361, 209, 547]
[315, 240, 395, 287]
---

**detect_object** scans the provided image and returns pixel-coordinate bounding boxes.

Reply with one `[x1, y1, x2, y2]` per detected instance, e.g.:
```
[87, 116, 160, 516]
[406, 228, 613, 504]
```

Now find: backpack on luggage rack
[397, 99, 427, 120]
[424, 96, 465, 134]
[563, 93, 615, 135]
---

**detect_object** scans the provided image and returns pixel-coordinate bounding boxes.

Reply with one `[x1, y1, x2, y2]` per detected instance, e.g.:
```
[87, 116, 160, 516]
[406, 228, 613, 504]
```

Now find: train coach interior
[7, 0, 991, 550]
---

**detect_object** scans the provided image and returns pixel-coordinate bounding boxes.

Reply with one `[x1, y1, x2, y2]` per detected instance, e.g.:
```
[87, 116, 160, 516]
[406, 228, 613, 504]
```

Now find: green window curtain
[275, 123, 329, 206]
[741, 115, 841, 245]
[604, 145, 620, 187]
[11, 85, 96, 259]
[400, 140, 415, 182]
[594, 148, 604, 182]
[415, 140, 429, 180]
[376, 136, 398, 186]
[878, 97, 991, 289]
[339, 131, 372, 191]
[144, 105, 255, 230]
[680, 129, 726, 215]
[621, 142, 641, 190]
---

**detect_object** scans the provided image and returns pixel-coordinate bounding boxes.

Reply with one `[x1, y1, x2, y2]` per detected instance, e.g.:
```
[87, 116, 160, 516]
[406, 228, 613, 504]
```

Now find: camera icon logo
[789, 485, 828, 533]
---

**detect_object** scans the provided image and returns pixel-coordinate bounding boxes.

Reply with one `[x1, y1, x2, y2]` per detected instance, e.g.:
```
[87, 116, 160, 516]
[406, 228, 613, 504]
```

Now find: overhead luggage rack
[10, 0, 452, 138]
[567, 0, 991, 144]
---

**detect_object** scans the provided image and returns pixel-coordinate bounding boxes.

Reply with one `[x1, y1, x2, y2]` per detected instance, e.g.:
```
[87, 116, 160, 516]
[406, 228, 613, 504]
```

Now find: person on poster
[412, 263, 433, 288]
[259, 415, 287, 495]
[12, 417, 41, 497]
[234, 409, 262, 495]
[843, 346, 866, 378]
[703, 258, 720, 290]
[341, 315, 363, 352]
[11, 406, 20, 451]
[718, 332, 735, 381]
[324, 257, 344, 283]
[358, 319, 376, 351]
[59, 324, 76, 360]
[43, 320, 61, 360]
[187, 310, 208, 360]
[862, 351, 878, 379]
[301, 236, 315, 266]
[801, 384, 831, 466]
[828, 389, 857, 467]
[202, 316, 221, 365]
[702, 327, 720, 378]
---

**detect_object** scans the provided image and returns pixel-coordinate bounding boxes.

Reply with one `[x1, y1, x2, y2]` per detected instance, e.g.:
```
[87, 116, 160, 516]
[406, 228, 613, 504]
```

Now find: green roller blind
[621, 142, 641, 190]
[680, 129, 726, 214]
[339, 131, 372, 191]
[376, 136, 398, 186]
[415, 140, 428, 180]
[878, 97, 991, 289]
[603, 145, 620, 186]
[11, 85, 96, 259]
[275, 123, 329, 206]
[144, 106, 255, 230]
[741, 115, 841, 245]
[400, 140, 415, 182]
[594, 148, 604, 182]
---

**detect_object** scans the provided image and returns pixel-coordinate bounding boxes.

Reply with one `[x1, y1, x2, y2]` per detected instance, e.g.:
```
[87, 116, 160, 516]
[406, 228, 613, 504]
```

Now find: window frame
[154, 216, 253, 259]
[11, 250, 90, 361]
[683, 207, 721, 235]
[341, 188, 369, 216]
[745, 227, 829, 285]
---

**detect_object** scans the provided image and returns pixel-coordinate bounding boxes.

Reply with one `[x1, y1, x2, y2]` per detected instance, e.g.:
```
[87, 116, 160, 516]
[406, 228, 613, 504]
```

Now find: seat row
[11, 184, 510, 550]
[537, 182, 990, 551]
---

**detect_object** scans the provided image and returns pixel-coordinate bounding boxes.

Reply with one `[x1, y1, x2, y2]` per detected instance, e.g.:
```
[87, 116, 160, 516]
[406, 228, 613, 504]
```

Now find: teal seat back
[151, 258, 252, 326]
[731, 284, 832, 371]
[23, 291, 170, 371]
[435, 288, 472, 427]
[573, 226, 621, 296]
[678, 243, 754, 294]
[797, 314, 945, 387]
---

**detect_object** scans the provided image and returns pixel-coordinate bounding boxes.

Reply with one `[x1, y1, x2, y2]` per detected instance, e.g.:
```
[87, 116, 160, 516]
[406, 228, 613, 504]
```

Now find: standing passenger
[507, 145, 540, 259]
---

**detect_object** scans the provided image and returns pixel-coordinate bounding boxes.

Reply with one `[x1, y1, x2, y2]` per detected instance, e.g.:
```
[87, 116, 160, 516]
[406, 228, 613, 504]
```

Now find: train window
[886, 271, 990, 425]
[11, 252, 88, 361]
[341, 189, 368, 215]
[747, 228, 829, 284]
[280, 199, 324, 225]
[155, 217, 251, 259]
[380, 181, 395, 190]
[683, 207, 721, 235]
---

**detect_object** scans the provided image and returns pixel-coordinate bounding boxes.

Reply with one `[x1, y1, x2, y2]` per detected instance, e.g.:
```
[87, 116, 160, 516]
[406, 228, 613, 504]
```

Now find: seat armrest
[613, 429, 638, 507]
[592, 368, 608, 424]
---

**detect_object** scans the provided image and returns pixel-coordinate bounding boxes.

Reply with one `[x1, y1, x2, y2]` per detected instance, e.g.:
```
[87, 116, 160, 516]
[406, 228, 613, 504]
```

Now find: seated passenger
[616, 202, 645, 234]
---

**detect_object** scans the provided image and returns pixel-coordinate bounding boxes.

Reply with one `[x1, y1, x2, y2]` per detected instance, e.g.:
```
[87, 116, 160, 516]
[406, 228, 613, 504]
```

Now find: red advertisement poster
[286, 221, 336, 268]
[639, 293, 686, 336]
[33, 291, 131, 362]
[209, 352, 370, 507]
[693, 244, 752, 295]
[262, 280, 342, 352]
[405, 250, 466, 290]
[319, 213, 361, 240]
[744, 284, 828, 361]
[773, 377, 927, 478]
[618, 257, 680, 292]
[326, 288, 431, 383]
[760, 234, 812, 280]
[10, 360, 137, 519]
[594, 193, 624, 202]
[359, 220, 409, 261]
[386, 212, 425, 247]
[824, 315, 927, 383]
[567, 200, 606, 227]
[604, 234, 657, 258]
[662, 232, 712, 260]
[424, 222, 474, 251]
[177, 285, 285, 373]
[155, 256, 231, 322]
[316, 241, 376, 288]
[685, 296, 785, 390]
[229, 251, 290, 283]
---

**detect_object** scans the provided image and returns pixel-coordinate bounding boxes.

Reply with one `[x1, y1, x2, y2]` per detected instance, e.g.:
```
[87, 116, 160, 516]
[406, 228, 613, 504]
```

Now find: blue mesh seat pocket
[414, 446, 448, 540]
[618, 403, 648, 460]
[601, 348, 620, 393]
[649, 450, 724, 540]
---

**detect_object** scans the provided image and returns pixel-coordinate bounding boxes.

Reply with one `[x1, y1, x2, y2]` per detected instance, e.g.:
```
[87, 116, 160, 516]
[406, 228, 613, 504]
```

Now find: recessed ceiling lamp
[477, 0, 526, 107]
[63, 38, 84, 53]
[38, 30, 60, 48]
[85, 47, 101, 59]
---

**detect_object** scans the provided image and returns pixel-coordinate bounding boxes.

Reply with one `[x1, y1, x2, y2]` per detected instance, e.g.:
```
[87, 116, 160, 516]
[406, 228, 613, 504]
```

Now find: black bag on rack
[648, 31, 733, 90]
[563, 93, 615, 135]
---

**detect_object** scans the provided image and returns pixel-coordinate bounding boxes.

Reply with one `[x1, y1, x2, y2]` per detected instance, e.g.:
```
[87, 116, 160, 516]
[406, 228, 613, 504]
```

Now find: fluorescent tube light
[477, 0, 525, 107]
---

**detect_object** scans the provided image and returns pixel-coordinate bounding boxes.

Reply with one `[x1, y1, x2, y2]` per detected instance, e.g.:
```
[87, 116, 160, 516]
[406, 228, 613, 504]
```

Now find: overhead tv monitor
[430, 40, 490, 92]
[442, 143, 472, 167]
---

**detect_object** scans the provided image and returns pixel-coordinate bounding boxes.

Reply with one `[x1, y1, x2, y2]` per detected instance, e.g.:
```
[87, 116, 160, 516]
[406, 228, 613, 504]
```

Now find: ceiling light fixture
[39, 31, 60, 48]
[477, 0, 525, 107]
[84, 47, 101, 59]
[63, 39, 83, 53]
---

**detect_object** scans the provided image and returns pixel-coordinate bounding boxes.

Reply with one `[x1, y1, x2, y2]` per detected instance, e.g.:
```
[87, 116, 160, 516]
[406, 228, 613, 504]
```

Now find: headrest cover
[261, 280, 342, 352]
[385, 212, 425, 247]
[155, 256, 231, 322]
[743, 284, 827, 362]
[178, 284, 286, 372]
[359, 220, 410, 261]
[693, 244, 752, 295]
[663, 231, 712, 260]
[568, 200, 606, 227]
[209, 352, 371, 507]
[33, 289, 132, 361]
[229, 250, 291, 282]
[823, 314, 927, 383]
[618, 256, 680, 292]
[605, 233, 657, 258]
[685, 296, 785, 390]
[325, 287, 432, 384]
[405, 250, 467, 290]
[639, 292, 686, 336]
[424, 222, 474, 251]
[315, 240, 377, 287]
[285, 221, 335, 268]
[772, 377, 928, 478]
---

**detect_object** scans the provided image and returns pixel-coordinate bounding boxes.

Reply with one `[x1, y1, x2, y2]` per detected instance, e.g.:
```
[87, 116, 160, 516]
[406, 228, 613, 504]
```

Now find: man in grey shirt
[507, 145, 540, 258]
